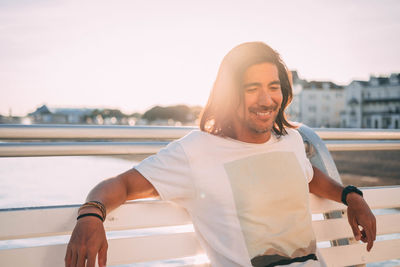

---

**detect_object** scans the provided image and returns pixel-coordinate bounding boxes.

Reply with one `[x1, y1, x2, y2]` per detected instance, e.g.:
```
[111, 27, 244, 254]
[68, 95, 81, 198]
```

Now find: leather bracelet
[78, 201, 106, 220]
[77, 213, 104, 222]
[341, 185, 363, 206]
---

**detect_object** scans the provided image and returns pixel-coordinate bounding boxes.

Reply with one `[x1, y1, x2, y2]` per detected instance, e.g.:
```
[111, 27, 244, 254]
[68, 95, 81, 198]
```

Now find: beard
[244, 116, 275, 133]
[245, 105, 279, 134]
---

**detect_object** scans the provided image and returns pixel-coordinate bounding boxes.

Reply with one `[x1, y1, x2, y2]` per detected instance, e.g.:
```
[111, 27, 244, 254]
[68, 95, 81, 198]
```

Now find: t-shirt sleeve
[134, 140, 195, 201]
[291, 129, 314, 183]
[303, 151, 314, 183]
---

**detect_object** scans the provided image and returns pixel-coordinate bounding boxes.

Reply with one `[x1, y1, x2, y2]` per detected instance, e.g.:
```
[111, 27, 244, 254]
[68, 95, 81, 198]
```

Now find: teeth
[256, 111, 271, 116]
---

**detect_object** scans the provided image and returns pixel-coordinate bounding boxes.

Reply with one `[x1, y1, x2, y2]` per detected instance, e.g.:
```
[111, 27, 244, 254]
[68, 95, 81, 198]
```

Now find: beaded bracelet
[78, 201, 106, 220]
[79, 201, 106, 219]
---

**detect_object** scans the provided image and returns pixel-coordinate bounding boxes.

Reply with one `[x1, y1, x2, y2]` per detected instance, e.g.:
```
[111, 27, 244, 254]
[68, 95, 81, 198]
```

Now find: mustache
[248, 105, 279, 113]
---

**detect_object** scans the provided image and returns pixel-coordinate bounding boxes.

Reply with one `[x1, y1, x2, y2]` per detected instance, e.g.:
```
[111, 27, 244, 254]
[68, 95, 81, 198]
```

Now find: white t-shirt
[135, 128, 320, 267]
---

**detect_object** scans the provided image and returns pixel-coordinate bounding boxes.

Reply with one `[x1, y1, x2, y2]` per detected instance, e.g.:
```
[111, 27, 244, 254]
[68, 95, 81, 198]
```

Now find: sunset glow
[1, 0, 399, 116]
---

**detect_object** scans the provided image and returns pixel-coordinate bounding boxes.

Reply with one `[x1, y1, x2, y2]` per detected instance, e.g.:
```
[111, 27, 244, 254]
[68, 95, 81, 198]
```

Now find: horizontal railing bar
[0, 124, 195, 140]
[1, 140, 399, 157]
[1, 124, 400, 140]
[314, 128, 400, 140]
[0, 142, 169, 157]
[324, 140, 400, 151]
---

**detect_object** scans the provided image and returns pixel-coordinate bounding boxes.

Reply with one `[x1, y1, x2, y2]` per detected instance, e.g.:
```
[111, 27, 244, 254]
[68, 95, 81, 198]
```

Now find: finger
[86, 251, 96, 267]
[360, 229, 367, 242]
[360, 224, 373, 251]
[98, 242, 108, 267]
[365, 224, 374, 252]
[76, 250, 86, 267]
[366, 230, 374, 252]
[65, 247, 72, 267]
[373, 217, 377, 241]
[70, 250, 78, 267]
[367, 239, 374, 251]
[349, 216, 361, 241]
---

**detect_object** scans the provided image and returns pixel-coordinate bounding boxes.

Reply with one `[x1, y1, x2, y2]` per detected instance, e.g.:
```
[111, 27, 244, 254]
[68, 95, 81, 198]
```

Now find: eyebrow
[243, 80, 281, 87]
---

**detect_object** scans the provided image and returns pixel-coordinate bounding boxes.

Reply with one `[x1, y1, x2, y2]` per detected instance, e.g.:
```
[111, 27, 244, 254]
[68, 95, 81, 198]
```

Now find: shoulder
[177, 130, 233, 155]
[173, 130, 211, 152]
[177, 130, 207, 144]
[275, 127, 306, 151]
[282, 127, 303, 142]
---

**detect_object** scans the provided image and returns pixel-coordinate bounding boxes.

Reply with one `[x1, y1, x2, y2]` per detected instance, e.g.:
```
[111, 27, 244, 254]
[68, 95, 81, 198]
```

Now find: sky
[1, 0, 399, 116]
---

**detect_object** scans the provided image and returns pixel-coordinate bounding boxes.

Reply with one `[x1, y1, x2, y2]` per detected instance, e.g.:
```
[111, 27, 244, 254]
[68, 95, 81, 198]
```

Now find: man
[65, 42, 376, 267]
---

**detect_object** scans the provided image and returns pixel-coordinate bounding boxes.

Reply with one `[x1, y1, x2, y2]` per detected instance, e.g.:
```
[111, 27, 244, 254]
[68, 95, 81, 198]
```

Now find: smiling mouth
[256, 111, 272, 116]
[254, 110, 274, 120]
[249, 107, 277, 120]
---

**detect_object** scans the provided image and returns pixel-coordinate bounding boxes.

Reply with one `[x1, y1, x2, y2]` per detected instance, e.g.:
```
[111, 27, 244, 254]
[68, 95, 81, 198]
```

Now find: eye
[245, 87, 257, 93]
[270, 86, 281, 91]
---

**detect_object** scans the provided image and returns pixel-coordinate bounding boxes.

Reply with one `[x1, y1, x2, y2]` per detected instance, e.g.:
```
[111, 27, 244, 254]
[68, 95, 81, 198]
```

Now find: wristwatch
[341, 185, 363, 206]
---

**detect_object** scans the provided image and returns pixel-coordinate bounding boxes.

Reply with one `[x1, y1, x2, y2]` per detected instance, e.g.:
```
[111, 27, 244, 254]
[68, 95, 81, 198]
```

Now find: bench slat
[2, 186, 399, 241]
[0, 206, 77, 240]
[319, 239, 400, 266]
[313, 213, 400, 242]
[0, 232, 205, 267]
[310, 186, 400, 213]
[105, 200, 191, 230]
[0, 201, 191, 240]
[108, 232, 204, 265]
[309, 195, 345, 214]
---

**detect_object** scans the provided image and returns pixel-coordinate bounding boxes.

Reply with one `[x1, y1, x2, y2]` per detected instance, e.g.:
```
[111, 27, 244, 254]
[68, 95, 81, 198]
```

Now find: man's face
[234, 62, 283, 143]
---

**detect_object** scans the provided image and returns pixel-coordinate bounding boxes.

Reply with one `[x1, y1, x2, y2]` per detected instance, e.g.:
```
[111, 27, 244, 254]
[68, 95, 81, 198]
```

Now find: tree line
[84, 105, 203, 124]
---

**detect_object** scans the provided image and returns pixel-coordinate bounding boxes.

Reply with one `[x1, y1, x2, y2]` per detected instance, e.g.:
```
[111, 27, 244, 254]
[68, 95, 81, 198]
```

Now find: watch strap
[342, 185, 363, 206]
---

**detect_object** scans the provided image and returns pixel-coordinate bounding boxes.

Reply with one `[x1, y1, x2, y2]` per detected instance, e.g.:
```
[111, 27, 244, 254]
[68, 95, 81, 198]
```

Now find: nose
[257, 88, 273, 107]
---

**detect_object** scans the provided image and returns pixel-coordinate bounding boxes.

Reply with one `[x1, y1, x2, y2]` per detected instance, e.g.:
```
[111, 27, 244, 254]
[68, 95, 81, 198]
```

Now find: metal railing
[1, 124, 400, 157]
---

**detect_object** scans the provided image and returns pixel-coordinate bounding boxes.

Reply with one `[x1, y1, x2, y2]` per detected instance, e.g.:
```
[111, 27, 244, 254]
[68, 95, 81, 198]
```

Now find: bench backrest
[1, 126, 399, 267]
[1, 187, 400, 267]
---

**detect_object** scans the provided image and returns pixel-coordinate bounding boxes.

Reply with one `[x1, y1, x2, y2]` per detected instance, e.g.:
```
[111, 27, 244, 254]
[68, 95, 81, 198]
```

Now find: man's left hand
[346, 193, 376, 251]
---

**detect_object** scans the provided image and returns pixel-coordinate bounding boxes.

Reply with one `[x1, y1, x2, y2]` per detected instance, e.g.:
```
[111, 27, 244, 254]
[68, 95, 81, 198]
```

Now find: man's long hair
[199, 42, 295, 138]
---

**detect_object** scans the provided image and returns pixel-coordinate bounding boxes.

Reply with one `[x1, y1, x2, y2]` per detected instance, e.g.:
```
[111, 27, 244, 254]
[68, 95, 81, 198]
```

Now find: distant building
[299, 81, 345, 128]
[287, 71, 345, 128]
[29, 105, 94, 124]
[341, 73, 400, 128]
[0, 115, 24, 124]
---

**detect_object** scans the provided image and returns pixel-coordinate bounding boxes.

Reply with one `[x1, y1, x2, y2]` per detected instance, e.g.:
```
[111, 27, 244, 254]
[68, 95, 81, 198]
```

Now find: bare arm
[85, 168, 159, 211]
[65, 169, 158, 267]
[309, 166, 376, 251]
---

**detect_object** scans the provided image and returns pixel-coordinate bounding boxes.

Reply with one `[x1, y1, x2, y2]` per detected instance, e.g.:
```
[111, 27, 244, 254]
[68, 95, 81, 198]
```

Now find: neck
[233, 128, 273, 144]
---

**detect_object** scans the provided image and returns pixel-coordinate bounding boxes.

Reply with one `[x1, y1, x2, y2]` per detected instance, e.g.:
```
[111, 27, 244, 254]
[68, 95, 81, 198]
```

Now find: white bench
[1, 187, 400, 267]
[1, 126, 399, 267]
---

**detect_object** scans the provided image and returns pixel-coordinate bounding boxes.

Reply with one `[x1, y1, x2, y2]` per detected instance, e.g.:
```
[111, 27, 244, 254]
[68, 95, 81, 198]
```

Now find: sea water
[0, 156, 134, 209]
